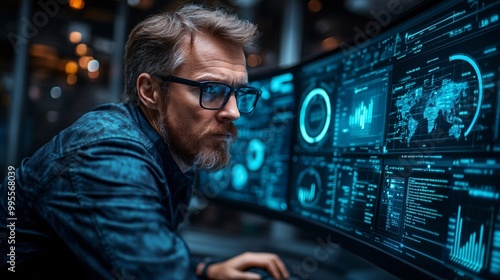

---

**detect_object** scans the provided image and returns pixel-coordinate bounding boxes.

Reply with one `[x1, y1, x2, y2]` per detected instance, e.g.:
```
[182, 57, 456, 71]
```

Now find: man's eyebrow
[197, 75, 248, 85]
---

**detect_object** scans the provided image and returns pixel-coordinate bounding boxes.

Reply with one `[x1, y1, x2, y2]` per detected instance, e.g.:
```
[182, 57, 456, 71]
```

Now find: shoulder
[24, 103, 160, 177]
[60, 103, 152, 153]
[12, 103, 167, 196]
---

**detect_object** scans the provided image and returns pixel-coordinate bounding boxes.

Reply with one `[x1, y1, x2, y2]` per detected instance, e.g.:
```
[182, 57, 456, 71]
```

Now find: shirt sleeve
[35, 140, 199, 279]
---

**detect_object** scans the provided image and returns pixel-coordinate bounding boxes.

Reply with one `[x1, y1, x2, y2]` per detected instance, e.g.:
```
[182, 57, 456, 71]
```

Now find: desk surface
[180, 226, 400, 280]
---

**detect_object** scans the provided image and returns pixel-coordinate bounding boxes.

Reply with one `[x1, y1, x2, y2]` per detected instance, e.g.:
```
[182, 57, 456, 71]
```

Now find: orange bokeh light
[247, 54, 262, 67]
[307, 0, 322, 13]
[88, 69, 100, 79]
[321, 36, 340, 51]
[65, 61, 79, 74]
[69, 31, 82, 43]
[78, 56, 93, 69]
[67, 74, 78, 85]
[75, 43, 88, 56]
[69, 0, 85, 10]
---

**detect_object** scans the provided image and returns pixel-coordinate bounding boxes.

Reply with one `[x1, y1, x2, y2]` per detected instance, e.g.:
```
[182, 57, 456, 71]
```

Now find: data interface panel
[290, 0, 500, 279]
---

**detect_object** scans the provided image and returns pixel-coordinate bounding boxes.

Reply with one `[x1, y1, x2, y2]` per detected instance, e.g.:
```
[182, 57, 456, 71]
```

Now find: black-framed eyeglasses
[155, 75, 262, 114]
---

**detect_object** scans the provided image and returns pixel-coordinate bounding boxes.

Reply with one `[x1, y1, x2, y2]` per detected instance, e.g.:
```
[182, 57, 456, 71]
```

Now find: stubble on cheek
[156, 109, 238, 171]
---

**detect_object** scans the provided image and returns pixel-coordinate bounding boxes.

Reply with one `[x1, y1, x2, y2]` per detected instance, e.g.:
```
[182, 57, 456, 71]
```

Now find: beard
[156, 110, 237, 172]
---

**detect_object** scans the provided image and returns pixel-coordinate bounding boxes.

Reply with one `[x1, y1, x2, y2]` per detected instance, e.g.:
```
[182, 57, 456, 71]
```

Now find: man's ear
[137, 73, 163, 110]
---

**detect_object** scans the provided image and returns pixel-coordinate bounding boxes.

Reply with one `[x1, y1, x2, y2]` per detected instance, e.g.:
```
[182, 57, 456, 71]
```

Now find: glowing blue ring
[246, 139, 265, 171]
[299, 88, 331, 144]
[231, 163, 248, 191]
[449, 54, 483, 137]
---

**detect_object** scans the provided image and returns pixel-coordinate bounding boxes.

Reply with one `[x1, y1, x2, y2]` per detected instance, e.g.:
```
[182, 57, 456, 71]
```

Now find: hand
[206, 252, 289, 280]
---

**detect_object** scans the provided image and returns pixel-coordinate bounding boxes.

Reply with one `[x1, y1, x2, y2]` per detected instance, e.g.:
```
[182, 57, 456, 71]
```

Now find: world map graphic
[395, 79, 469, 146]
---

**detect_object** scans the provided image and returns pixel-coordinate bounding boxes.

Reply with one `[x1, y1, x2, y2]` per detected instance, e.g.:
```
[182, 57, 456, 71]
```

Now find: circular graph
[208, 169, 231, 190]
[231, 163, 248, 191]
[246, 139, 265, 171]
[296, 167, 322, 207]
[299, 88, 332, 145]
[448, 53, 483, 137]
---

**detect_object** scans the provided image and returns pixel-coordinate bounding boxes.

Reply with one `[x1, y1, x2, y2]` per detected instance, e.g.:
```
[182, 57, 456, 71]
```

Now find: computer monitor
[196, 0, 499, 278]
[196, 68, 297, 213]
[288, 0, 500, 279]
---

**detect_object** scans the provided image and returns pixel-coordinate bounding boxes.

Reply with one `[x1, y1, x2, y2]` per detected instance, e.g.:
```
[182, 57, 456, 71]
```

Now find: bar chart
[449, 205, 490, 273]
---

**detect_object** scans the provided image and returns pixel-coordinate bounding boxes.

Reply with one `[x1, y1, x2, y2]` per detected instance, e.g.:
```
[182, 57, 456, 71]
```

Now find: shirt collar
[125, 103, 194, 188]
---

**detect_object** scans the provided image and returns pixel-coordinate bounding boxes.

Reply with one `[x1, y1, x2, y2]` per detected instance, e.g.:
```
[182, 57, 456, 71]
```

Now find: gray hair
[123, 4, 260, 105]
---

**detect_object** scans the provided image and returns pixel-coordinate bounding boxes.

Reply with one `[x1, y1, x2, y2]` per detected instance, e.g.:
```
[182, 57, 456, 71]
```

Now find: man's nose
[217, 93, 240, 121]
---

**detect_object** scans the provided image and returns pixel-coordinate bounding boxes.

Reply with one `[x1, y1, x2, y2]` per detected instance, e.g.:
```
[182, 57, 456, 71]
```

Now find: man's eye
[203, 85, 218, 94]
[203, 84, 229, 96]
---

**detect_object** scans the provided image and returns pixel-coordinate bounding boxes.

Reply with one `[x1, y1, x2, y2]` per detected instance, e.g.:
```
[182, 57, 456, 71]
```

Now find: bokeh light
[87, 59, 99, 72]
[69, 31, 82, 43]
[65, 61, 78, 74]
[69, 0, 85, 10]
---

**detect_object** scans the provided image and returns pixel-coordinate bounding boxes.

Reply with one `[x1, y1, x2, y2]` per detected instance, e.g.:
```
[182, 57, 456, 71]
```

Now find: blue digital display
[289, 155, 382, 229]
[197, 70, 296, 212]
[294, 54, 342, 153]
[334, 67, 389, 153]
[380, 156, 500, 278]
[289, 0, 500, 279]
[385, 49, 495, 152]
[197, 0, 500, 279]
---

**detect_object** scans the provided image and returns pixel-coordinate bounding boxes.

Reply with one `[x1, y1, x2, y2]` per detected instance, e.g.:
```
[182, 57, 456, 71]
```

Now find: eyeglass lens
[200, 83, 259, 113]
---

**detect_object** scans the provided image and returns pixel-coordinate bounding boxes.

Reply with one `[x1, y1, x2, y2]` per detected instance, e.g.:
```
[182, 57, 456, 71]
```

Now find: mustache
[208, 122, 238, 139]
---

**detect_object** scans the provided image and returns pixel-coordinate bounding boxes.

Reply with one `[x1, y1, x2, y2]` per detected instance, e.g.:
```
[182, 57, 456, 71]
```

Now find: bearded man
[0, 4, 288, 280]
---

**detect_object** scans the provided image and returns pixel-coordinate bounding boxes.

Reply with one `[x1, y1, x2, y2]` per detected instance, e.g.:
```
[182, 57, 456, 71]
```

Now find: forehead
[176, 32, 248, 82]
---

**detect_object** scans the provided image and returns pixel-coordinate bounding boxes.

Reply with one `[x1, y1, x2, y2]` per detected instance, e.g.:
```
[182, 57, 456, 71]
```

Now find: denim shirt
[0, 103, 200, 279]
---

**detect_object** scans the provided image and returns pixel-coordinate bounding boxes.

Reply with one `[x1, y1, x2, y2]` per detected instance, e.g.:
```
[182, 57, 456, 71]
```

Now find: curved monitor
[288, 0, 500, 279]
[196, 0, 500, 279]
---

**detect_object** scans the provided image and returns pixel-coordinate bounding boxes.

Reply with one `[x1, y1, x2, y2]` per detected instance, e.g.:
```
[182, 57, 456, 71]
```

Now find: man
[0, 4, 289, 280]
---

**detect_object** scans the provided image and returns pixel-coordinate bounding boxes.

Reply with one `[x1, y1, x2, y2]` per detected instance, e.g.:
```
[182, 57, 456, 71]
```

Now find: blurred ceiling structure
[0, 0, 429, 163]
